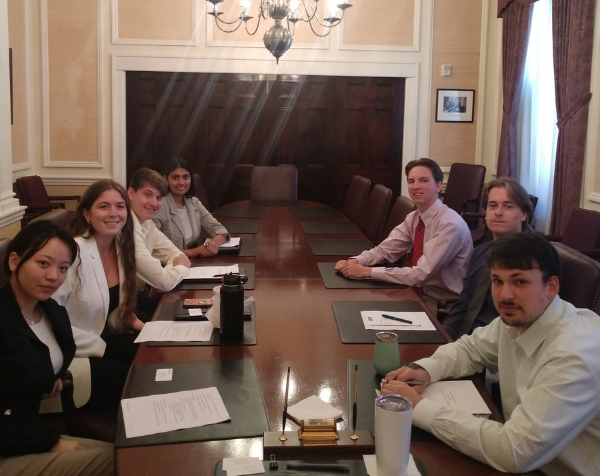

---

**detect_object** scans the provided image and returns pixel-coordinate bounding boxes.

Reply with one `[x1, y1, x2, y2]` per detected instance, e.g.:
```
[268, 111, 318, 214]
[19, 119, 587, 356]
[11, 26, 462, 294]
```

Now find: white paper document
[204, 237, 241, 249]
[134, 321, 214, 343]
[121, 387, 231, 438]
[421, 380, 491, 416]
[184, 264, 240, 281]
[360, 311, 436, 331]
[222, 457, 265, 476]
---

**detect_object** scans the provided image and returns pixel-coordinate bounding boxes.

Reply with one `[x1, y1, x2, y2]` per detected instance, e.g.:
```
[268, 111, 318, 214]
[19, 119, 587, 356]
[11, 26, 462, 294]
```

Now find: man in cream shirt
[382, 233, 600, 476]
[128, 167, 191, 292]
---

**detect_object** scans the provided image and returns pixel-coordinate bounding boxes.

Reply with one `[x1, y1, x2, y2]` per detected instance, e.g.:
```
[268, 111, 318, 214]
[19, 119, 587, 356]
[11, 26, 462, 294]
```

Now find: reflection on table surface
[117, 201, 512, 476]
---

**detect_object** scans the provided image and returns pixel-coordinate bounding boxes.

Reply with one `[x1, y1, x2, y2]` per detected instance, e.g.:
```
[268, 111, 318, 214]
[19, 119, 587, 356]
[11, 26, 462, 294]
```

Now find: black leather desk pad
[347, 359, 436, 442]
[302, 221, 361, 235]
[115, 359, 270, 448]
[288, 207, 343, 218]
[317, 263, 406, 289]
[250, 200, 302, 207]
[332, 301, 446, 344]
[214, 238, 257, 257]
[215, 458, 426, 476]
[175, 263, 255, 290]
[218, 220, 260, 234]
[146, 301, 257, 347]
[309, 239, 372, 256]
[213, 207, 265, 218]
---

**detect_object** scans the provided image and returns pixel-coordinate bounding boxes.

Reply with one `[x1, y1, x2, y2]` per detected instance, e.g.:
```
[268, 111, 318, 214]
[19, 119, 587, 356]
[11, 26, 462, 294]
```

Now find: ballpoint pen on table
[286, 463, 350, 471]
[381, 313, 413, 324]
[350, 364, 359, 440]
[279, 367, 291, 442]
[381, 378, 427, 386]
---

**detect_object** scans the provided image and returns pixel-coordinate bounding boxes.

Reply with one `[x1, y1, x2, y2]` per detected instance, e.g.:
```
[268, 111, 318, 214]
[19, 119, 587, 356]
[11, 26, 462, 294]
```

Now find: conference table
[116, 201, 511, 476]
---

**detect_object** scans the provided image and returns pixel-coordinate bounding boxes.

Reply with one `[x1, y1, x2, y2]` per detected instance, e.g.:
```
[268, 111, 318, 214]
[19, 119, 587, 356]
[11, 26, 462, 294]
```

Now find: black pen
[381, 313, 413, 324]
[279, 367, 291, 441]
[381, 378, 427, 386]
[212, 273, 239, 277]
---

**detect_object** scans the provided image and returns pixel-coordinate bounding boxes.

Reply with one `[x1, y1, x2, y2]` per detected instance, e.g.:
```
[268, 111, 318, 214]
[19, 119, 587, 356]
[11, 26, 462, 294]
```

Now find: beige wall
[429, 0, 482, 168]
[8, 0, 28, 168]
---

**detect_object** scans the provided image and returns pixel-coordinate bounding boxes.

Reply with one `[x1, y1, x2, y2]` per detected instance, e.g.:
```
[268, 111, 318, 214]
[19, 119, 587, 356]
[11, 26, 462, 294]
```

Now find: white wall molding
[40, 0, 103, 168]
[474, 0, 489, 166]
[112, 0, 198, 46]
[43, 177, 111, 186]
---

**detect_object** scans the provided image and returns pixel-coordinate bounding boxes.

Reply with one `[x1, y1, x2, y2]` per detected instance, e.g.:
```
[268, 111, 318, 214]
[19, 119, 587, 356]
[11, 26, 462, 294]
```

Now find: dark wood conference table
[116, 201, 509, 476]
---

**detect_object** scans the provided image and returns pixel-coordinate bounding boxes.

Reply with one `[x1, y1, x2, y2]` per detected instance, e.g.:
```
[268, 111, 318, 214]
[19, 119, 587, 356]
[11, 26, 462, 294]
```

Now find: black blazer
[0, 284, 76, 456]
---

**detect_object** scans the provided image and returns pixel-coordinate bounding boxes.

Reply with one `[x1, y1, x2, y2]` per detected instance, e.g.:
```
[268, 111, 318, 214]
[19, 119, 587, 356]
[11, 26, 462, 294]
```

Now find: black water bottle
[220, 273, 248, 341]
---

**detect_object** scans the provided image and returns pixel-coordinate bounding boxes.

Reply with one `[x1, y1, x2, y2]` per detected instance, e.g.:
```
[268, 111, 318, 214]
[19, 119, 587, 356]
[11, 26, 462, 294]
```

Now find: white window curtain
[516, 0, 558, 233]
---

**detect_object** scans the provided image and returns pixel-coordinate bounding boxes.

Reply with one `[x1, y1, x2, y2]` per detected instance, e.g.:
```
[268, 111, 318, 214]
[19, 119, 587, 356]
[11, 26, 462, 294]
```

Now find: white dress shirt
[133, 213, 190, 292]
[413, 296, 600, 475]
[353, 199, 473, 300]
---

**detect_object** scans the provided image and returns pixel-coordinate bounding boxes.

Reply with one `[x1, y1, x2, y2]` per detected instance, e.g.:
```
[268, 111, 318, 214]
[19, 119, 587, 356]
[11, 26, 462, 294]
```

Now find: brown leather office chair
[545, 208, 600, 261]
[250, 166, 298, 200]
[193, 174, 211, 211]
[29, 208, 72, 231]
[16, 175, 80, 217]
[552, 242, 600, 314]
[0, 238, 11, 287]
[342, 175, 371, 226]
[359, 184, 393, 244]
[441, 163, 486, 227]
[383, 196, 416, 239]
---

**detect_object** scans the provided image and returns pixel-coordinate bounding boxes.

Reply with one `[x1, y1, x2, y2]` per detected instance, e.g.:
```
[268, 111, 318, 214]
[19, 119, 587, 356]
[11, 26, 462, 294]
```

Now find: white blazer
[49, 235, 128, 408]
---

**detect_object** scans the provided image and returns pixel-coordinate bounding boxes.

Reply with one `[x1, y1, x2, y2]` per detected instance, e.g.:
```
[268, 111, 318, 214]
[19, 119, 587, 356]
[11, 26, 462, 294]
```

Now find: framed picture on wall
[435, 89, 475, 123]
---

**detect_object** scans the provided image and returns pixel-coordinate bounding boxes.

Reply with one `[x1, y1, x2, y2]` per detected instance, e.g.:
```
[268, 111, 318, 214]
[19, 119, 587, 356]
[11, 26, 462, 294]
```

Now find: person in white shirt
[127, 168, 191, 293]
[382, 233, 600, 476]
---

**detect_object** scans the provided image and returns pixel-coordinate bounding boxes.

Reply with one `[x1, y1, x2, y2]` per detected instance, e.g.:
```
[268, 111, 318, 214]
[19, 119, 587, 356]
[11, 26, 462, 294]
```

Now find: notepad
[134, 321, 214, 343]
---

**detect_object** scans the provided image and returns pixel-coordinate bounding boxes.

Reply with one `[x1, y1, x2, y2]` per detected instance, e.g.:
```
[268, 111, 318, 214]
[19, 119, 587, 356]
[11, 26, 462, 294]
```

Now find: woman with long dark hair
[153, 158, 229, 257]
[0, 221, 113, 475]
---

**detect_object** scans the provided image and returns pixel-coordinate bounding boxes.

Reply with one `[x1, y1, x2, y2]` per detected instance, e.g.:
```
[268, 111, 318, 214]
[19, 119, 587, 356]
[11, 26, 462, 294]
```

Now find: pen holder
[373, 332, 400, 376]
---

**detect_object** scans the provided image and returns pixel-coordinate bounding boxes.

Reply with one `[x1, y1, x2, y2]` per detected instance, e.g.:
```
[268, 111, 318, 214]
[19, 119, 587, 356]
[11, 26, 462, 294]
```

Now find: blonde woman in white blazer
[153, 158, 229, 257]
[52, 180, 140, 410]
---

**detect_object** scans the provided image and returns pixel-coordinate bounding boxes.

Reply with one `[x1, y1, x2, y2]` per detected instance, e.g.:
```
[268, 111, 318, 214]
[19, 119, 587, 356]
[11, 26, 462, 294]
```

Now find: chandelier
[207, 0, 352, 63]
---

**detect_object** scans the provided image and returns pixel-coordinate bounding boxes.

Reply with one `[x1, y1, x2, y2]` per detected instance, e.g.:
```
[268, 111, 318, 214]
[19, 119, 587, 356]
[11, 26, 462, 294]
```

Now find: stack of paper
[421, 381, 491, 416]
[204, 237, 241, 249]
[134, 321, 214, 343]
[184, 264, 240, 281]
[360, 311, 436, 331]
[121, 387, 230, 438]
[222, 457, 264, 476]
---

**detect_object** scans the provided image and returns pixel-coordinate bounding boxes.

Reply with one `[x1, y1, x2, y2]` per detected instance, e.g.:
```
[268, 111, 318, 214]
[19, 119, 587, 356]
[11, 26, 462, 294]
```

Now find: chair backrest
[342, 175, 371, 226]
[552, 242, 600, 314]
[16, 175, 52, 205]
[250, 166, 298, 200]
[360, 184, 393, 243]
[193, 174, 211, 211]
[561, 208, 600, 250]
[29, 208, 72, 231]
[528, 194, 538, 225]
[442, 163, 486, 216]
[0, 238, 11, 287]
[383, 196, 416, 239]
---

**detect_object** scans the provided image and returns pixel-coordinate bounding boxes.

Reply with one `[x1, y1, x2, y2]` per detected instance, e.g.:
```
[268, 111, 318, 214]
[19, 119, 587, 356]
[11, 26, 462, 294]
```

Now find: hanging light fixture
[207, 0, 352, 64]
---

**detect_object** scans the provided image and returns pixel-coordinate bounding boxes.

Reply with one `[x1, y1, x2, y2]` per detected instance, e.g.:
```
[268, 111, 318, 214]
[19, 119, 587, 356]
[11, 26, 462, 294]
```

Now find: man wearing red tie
[335, 158, 473, 314]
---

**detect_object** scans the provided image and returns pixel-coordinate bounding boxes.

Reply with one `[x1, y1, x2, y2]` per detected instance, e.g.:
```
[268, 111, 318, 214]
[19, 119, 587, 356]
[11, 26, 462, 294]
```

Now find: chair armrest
[463, 211, 485, 220]
[436, 298, 458, 323]
[542, 234, 563, 242]
[25, 202, 63, 211]
[577, 249, 600, 260]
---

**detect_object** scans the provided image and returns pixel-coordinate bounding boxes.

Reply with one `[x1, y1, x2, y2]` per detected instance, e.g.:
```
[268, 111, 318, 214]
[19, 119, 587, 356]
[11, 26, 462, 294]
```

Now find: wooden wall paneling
[126, 72, 404, 210]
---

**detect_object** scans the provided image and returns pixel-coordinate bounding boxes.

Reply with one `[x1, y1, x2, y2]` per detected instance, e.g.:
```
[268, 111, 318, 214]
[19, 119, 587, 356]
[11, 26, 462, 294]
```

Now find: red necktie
[411, 217, 425, 295]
